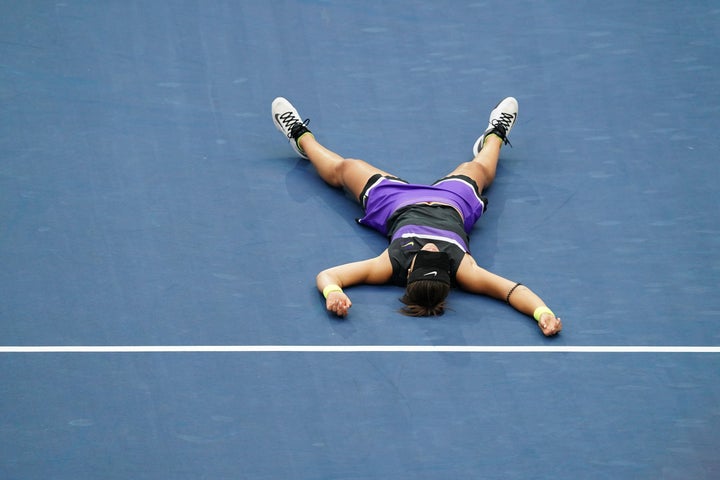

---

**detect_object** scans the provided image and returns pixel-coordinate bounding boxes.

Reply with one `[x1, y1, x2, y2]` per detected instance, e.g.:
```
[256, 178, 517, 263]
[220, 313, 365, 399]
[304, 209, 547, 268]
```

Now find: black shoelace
[276, 111, 310, 139]
[490, 112, 515, 146]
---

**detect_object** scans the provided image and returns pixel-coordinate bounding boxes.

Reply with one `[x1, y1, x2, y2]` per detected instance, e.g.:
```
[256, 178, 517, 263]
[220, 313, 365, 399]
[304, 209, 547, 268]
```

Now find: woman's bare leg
[298, 134, 394, 201]
[444, 134, 503, 192]
[442, 96, 518, 192]
[273, 97, 398, 201]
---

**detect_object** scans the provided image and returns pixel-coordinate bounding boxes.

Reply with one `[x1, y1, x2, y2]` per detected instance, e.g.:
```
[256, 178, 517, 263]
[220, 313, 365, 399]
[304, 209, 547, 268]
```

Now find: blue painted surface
[1, 353, 719, 479]
[1, 1, 719, 478]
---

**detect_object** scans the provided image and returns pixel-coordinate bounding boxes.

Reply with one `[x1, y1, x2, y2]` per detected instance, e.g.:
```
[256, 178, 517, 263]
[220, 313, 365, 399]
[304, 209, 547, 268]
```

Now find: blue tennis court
[1, 1, 719, 478]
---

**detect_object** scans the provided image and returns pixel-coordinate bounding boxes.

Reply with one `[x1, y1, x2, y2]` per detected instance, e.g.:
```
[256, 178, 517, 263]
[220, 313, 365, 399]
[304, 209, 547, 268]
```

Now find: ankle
[484, 132, 504, 148]
[296, 132, 314, 150]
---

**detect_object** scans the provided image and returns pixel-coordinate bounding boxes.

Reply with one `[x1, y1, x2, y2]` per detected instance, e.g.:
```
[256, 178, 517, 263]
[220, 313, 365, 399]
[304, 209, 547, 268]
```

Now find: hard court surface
[1, 2, 719, 479]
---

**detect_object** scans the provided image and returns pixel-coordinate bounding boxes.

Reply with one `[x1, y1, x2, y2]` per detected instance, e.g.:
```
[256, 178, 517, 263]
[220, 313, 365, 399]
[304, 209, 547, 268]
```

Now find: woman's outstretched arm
[455, 254, 563, 336]
[315, 249, 393, 317]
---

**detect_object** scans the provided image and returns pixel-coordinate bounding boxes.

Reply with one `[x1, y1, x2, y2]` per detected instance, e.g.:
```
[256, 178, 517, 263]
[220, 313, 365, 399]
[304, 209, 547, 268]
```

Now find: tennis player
[272, 96, 562, 336]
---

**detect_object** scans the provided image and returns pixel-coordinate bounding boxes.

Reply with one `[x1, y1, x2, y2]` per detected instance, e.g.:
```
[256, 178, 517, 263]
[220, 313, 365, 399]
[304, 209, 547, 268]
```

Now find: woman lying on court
[272, 96, 562, 336]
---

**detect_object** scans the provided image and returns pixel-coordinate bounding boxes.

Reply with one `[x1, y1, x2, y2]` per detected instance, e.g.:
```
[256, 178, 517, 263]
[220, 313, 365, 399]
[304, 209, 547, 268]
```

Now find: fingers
[326, 292, 352, 317]
[540, 316, 562, 336]
[333, 301, 349, 317]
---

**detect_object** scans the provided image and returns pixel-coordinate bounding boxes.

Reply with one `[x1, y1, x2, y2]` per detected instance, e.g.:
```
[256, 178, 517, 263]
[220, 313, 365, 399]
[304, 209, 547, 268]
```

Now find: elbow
[317, 269, 342, 289]
[316, 270, 331, 288]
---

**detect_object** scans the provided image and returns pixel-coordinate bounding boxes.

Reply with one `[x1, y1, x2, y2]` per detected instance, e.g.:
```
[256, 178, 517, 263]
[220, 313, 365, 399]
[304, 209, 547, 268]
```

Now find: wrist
[322, 284, 343, 299]
[533, 306, 554, 322]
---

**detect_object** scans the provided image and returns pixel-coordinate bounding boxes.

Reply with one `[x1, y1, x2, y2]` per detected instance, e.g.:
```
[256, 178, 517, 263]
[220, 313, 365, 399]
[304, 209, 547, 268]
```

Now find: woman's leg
[273, 97, 397, 201]
[444, 134, 503, 192]
[298, 134, 394, 201]
[444, 96, 518, 192]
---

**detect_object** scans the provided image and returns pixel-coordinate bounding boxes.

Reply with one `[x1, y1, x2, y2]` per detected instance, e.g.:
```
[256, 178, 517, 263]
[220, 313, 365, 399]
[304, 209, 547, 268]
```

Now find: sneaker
[272, 97, 312, 158]
[472, 97, 518, 156]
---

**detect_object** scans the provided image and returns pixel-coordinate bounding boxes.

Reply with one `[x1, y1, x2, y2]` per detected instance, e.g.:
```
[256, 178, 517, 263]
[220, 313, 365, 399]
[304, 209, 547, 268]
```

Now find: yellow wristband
[533, 306, 554, 322]
[322, 284, 343, 299]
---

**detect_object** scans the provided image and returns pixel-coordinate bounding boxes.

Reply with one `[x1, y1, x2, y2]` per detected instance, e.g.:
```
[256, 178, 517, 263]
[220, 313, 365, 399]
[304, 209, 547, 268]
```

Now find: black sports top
[385, 204, 468, 286]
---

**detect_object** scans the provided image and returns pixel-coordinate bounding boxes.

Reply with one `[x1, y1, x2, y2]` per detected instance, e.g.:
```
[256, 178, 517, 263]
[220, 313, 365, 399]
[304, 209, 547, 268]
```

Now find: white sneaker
[472, 97, 518, 156]
[272, 97, 311, 158]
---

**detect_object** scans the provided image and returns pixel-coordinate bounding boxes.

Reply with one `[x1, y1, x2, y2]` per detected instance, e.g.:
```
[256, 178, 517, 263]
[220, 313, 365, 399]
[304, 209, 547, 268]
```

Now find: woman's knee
[317, 157, 355, 186]
[475, 163, 494, 188]
[452, 161, 491, 188]
[320, 157, 360, 189]
[339, 158, 384, 198]
[337, 158, 374, 180]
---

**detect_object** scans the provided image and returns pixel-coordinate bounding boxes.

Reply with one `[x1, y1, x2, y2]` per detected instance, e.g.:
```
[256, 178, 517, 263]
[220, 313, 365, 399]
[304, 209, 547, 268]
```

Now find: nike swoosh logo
[424, 271, 438, 277]
[402, 241, 414, 248]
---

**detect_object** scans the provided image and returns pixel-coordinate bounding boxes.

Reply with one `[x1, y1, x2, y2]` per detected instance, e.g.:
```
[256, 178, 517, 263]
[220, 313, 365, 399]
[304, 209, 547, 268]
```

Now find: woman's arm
[315, 249, 393, 317]
[455, 254, 562, 336]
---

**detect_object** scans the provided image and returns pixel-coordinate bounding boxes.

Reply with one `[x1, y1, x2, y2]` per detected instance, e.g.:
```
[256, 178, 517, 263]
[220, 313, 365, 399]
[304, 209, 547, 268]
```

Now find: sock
[296, 132, 314, 153]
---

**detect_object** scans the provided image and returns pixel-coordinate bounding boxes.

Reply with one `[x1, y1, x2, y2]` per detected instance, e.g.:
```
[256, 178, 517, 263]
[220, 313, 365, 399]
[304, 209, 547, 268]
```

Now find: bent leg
[444, 135, 503, 192]
[298, 134, 394, 201]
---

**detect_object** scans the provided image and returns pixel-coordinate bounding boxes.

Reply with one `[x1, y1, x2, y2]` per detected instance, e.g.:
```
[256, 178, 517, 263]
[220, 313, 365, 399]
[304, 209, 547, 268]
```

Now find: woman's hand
[538, 313, 562, 336]
[326, 291, 352, 317]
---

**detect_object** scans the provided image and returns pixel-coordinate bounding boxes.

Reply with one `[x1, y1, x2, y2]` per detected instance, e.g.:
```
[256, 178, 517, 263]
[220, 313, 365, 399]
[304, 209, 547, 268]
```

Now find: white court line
[0, 345, 719, 353]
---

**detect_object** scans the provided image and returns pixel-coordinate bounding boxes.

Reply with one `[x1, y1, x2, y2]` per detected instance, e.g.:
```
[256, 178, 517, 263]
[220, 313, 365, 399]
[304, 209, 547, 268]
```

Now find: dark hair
[399, 279, 451, 317]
